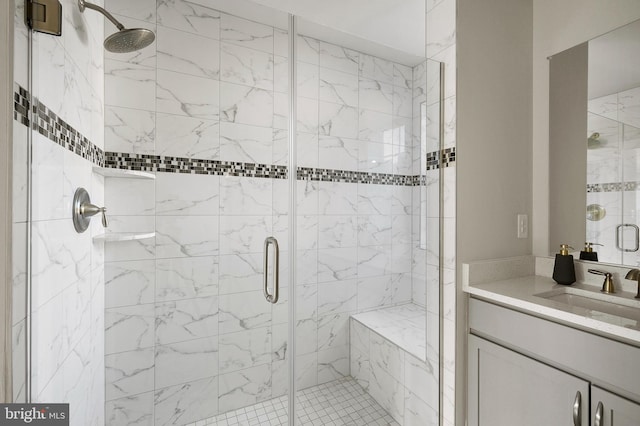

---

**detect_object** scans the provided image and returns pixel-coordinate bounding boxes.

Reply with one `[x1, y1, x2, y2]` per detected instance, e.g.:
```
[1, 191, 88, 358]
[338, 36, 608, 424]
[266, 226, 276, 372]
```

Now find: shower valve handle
[81, 203, 108, 228]
[72, 187, 108, 233]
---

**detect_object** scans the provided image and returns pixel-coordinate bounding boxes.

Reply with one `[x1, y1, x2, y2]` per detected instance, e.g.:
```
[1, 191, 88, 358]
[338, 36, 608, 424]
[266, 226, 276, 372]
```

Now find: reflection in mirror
[587, 18, 640, 265]
[586, 203, 607, 221]
[550, 18, 640, 266]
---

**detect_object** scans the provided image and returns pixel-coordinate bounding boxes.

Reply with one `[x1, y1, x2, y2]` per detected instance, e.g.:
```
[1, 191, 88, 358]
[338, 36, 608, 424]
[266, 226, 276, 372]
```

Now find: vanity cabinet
[469, 335, 589, 425]
[591, 387, 640, 426]
[468, 298, 640, 426]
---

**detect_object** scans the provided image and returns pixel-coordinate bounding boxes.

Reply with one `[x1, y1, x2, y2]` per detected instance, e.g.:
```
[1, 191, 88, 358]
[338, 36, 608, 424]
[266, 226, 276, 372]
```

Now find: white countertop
[463, 270, 640, 345]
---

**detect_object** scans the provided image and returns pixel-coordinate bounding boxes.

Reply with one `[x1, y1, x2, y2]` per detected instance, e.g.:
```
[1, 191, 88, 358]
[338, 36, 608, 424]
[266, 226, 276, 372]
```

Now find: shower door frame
[0, 0, 15, 403]
[286, 13, 298, 426]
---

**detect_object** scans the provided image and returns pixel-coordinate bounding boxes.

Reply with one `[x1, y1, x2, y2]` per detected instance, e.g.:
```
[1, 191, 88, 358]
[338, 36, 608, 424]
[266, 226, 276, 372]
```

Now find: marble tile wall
[102, 1, 430, 424]
[589, 87, 640, 130]
[11, 1, 106, 425]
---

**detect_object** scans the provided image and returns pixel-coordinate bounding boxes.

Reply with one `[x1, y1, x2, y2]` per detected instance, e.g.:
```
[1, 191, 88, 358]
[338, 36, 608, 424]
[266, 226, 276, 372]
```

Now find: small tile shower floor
[188, 377, 399, 426]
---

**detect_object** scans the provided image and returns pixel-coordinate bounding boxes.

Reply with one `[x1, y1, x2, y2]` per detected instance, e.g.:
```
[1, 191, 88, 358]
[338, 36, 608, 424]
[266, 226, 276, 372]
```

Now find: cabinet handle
[594, 401, 604, 426]
[572, 391, 582, 426]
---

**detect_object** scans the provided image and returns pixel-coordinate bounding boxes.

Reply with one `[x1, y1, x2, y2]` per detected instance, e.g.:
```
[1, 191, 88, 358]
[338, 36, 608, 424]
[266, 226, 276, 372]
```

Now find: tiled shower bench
[350, 304, 438, 425]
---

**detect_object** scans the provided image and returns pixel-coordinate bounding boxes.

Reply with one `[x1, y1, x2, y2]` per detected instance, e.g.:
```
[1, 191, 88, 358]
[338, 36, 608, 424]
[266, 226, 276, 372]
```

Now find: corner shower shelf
[93, 232, 155, 242]
[92, 166, 155, 180]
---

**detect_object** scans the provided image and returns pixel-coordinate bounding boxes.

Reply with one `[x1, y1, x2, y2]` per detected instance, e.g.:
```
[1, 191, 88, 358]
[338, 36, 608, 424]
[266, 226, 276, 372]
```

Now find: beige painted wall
[456, 0, 533, 423]
[457, 0, 533, 265]
[532, 0, 640, 256]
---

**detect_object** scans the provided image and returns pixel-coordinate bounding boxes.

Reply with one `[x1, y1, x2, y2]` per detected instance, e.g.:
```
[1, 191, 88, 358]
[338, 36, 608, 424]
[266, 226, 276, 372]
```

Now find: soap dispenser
[579, 242, 602, 261]
[552, 244, 576, 285]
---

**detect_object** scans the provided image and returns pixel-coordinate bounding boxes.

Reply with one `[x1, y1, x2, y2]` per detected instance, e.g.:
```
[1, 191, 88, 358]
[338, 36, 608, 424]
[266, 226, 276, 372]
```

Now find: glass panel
[294, 8, 440, 424]
[424, 58, 442, 426]
[11, 0, 31, 405]
[25, 1, 114, 423]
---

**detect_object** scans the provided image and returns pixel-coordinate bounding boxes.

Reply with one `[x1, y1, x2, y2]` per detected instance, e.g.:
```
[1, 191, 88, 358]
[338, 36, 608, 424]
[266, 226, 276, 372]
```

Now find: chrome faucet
[624, 269, 640, 299]
[588, 269, 615, 294]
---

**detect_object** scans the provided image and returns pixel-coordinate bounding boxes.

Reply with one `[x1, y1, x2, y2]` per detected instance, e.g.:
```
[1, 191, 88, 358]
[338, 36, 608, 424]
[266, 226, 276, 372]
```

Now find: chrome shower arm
[78, 0, 125, 31]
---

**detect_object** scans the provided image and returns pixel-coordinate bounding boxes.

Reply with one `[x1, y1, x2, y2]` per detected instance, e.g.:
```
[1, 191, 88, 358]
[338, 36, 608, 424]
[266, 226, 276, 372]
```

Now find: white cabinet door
[592, 386, 640, 426]
[468, 335, 590, 426]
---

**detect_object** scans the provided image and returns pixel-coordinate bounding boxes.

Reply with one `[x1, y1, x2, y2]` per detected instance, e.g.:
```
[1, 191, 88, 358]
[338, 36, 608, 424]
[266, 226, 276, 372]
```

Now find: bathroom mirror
[549, 18, 640, 266]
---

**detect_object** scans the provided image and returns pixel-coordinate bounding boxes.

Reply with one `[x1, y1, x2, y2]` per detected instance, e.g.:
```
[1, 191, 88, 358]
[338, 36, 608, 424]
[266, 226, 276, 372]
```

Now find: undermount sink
[534, 286, 640, 327]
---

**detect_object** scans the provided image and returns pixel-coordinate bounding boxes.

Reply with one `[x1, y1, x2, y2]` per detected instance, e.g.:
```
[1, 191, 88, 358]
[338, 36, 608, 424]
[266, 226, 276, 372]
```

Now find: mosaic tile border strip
[442, 147, 456, 167]
[105, 153, 425, 185]
[426, 147, 456, 170]
[297, 167, 417, 185]
[13, 85, 30, 127]
[14, 83, 106, 166]
[14, 84, 455, 185]
[105, 152, 288, 179]
[587, 181, 640, 193]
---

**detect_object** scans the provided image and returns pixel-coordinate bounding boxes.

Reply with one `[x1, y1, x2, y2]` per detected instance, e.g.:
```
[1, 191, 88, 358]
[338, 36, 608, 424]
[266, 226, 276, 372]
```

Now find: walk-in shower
[9, 0, 444, 424]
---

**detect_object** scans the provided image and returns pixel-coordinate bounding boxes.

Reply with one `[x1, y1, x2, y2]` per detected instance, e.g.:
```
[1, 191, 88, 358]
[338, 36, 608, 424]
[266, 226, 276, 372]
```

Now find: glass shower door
[106, 1, 295, 424]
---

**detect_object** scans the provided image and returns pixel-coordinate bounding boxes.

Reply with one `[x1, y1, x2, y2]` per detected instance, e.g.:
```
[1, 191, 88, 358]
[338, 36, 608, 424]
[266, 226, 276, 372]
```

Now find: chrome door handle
[572, 391, 582, 426]
[263, 237, 279, 304]
[594, 401, 604, 426]
[616, 224, 640, 252]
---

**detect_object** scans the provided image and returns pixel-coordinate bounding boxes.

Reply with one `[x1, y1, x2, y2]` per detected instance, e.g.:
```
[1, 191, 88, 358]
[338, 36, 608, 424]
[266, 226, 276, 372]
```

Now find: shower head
[78, 0, 155, 53]
[104, 28, 155, 53]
